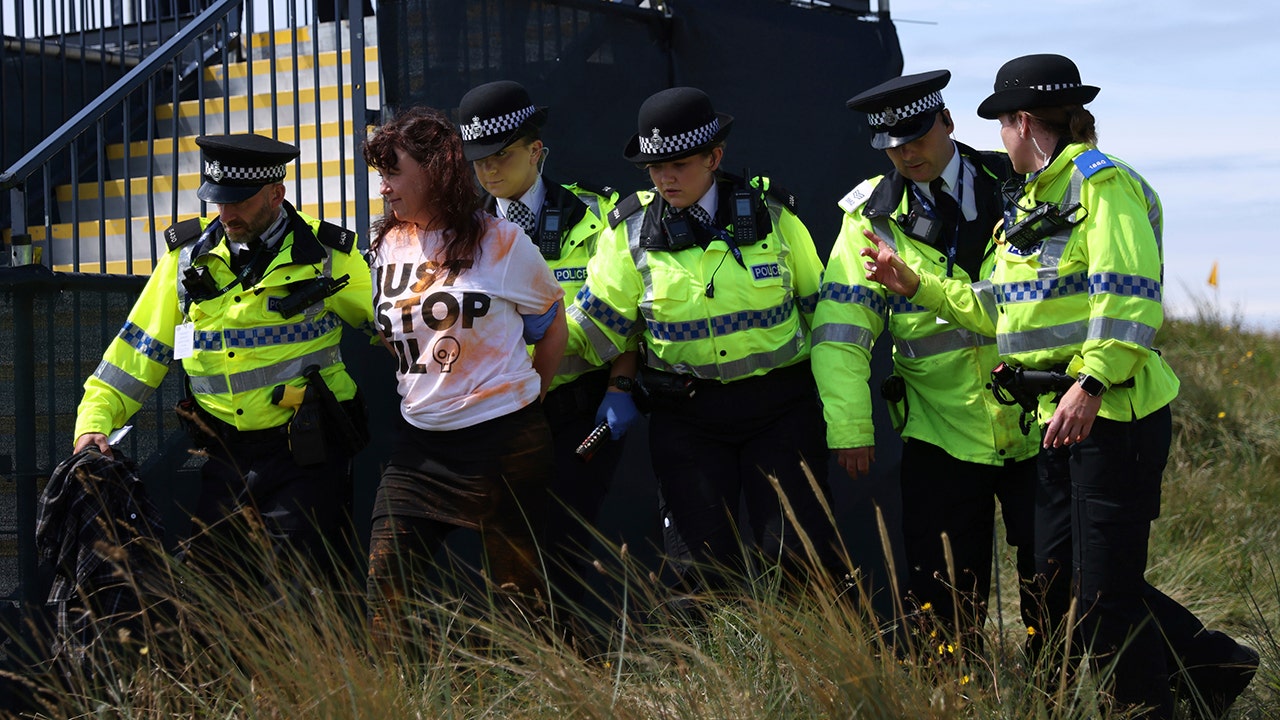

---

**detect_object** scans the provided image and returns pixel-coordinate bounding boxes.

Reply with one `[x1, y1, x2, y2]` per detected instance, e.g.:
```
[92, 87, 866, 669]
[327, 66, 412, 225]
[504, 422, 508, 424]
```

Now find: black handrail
[0, 0, 240, 192]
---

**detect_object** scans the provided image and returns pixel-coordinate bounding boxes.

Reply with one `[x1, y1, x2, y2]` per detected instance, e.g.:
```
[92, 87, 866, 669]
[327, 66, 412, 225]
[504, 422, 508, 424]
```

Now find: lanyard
[911, 169, 966, 277]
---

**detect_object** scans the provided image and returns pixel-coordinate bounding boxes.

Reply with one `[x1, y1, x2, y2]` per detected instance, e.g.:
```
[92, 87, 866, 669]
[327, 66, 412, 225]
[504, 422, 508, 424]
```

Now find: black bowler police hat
[457, 80, 549, 162]
[195, 134, 299, 204]
[846, 69, 951, 150]
[623, 87, 733, 164]
[977, 54, 1100, 119]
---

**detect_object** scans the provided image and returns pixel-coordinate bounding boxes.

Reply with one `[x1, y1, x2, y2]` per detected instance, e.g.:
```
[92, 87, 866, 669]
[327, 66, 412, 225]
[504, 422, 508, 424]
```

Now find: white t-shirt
[370, 214, 564, 431]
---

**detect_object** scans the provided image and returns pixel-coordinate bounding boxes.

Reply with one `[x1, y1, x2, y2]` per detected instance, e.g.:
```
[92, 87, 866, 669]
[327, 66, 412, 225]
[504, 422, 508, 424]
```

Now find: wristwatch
[1077, 373, 1107, 398]
[610, 376, 635, 392]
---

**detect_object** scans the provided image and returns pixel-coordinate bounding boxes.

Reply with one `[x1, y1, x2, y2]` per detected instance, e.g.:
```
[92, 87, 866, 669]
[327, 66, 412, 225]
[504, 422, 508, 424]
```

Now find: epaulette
[570, 179, 618, 201]
[764, 182, 798, 213]
[315, 221, 357, 253]
[607, 192, 645, 229]
[838, 179, 877, 215]
[164, 217, 204, 251]
[1073, 148, 1116, 180]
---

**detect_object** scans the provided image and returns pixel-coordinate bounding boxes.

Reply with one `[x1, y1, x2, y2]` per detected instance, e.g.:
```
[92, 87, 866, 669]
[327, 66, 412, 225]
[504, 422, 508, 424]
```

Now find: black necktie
[929, 177, 960, 233]
[507, 200, 537, 236]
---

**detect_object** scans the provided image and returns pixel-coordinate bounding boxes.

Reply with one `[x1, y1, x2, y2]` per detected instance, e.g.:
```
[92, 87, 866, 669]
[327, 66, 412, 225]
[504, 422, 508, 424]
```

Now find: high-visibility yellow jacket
[812, 146, 1040, 464]
[570, 173, 822, 381]
[74, 201, 375, 439]
[491, 180, 618, 391]
[913, 142, 1177, 423]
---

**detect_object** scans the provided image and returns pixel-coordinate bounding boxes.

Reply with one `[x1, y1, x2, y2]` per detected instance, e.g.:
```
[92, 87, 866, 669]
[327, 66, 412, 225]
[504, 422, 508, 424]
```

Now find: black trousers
[190, 434, 356, 589]
[1037, 406, 1242, 718]
[648, 363, 840, 593]
[540, 370, 626, 610]
[899, 439, 1045, 641]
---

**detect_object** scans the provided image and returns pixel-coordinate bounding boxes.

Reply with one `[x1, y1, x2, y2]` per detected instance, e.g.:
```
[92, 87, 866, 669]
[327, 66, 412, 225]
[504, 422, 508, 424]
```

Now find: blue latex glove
[595, 390, 639, 439]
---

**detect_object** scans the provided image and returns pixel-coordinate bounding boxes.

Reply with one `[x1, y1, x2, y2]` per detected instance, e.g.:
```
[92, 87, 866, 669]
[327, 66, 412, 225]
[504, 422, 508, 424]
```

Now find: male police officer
[73, 133, 374, 585]
[811, 71, 1060, 650]
[458, 80, 631, 617]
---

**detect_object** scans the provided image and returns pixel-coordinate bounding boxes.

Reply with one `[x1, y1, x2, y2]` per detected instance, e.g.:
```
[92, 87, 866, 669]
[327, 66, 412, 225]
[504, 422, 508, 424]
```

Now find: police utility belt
[176, 366, 369, 466]
[988, 362, 1134, 435]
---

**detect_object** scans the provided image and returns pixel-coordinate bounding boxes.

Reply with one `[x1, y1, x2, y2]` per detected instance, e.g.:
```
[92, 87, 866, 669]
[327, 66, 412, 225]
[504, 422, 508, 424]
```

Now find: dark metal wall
[374, 0, 909, 605]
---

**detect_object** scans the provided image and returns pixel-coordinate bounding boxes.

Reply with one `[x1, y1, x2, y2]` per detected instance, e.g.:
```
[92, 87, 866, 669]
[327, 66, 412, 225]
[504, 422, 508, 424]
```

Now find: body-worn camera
[1004, 201, 1084, 252]
[663, 213, 697, 250]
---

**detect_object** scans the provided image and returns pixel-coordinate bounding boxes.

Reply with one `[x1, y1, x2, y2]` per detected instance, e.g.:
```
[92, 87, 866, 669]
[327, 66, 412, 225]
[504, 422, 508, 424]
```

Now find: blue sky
[893, 0, 1280, 331]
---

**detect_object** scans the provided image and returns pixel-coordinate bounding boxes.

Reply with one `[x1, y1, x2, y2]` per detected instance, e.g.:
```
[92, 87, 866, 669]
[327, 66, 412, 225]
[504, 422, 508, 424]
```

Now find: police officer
[865, 54, 1257, 717]
[813, 71, 1054, 651]
[73, 134, 374, 586]
[458, 80, 632, 616]
[571, 87, 840, 598]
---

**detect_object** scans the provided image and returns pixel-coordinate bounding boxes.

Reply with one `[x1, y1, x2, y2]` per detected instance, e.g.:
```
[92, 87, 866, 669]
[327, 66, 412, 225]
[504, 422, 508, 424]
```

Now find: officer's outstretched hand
[596, 390, 640, 439]
[860, 230, 921, 297]
[74, 432, 113, 457]
[836, 446, 875, 478]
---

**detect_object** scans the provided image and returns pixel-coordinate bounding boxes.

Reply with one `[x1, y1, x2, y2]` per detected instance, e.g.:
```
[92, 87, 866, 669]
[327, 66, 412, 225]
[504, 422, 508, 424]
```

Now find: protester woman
[361, 106, 567, 648]
[862, 54, 1256, 718]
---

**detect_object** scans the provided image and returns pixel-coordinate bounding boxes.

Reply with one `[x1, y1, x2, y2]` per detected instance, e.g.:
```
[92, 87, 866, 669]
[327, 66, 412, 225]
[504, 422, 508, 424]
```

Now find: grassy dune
[6, 311, 1277, 719]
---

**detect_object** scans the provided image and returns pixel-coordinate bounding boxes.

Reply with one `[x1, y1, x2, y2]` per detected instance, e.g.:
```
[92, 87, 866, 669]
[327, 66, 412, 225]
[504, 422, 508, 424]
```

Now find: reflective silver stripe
[580, 194, 601, 219]
[556, 353, 599, 377]
[1110, 157, 1163, 246]
[870, 217, 899, 252]
[187, 344, 342, 395]
[812, 322, 874, 349]
[93, 360, 157, 405]
[176, 241, 196, 317]
[568, 301, 621, 363]
[645, 341, 804, 381]
[626, 212, 657, 324]
[894, 327, 995, 359]
[1037, 168, 1086, 269]
[118, 321, 174, 365]
[997, 320, 1087, 355]
[1088, 316, 1158, 348]
[971, 280, 1000, 321]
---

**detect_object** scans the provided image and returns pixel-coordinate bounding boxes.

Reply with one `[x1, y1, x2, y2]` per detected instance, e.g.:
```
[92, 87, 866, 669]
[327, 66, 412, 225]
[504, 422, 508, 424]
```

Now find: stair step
[57, 159, 379, 222]
[202, 46, 380, 96]
[245, 16, 377, 58]
[12, 199, 380, 272]
[106, 120, 365, 178]
[155, 82, 378, 136]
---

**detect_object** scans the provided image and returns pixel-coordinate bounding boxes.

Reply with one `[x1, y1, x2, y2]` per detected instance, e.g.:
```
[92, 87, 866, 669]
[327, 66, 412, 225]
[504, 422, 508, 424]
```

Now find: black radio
[538, 207, 561, 260]
[1004, 201, 1084, 252]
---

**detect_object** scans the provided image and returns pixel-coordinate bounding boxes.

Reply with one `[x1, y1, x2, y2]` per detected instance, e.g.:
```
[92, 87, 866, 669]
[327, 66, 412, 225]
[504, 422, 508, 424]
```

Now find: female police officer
[570, 87, 841, 599]
[458, 79, 629, 620]
[862, 54, 1256, 718]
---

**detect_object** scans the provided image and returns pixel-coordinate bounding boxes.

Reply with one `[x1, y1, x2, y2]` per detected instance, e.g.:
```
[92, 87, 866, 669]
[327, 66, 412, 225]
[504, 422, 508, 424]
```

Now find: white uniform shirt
[371, 213, 564, 431]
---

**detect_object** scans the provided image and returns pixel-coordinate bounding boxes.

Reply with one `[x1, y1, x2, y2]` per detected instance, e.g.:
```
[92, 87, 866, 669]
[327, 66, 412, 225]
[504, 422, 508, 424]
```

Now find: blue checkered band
[576, 286, 637, 337]
[797, 291, 819, 315]
[190, 314, 341, 352]
[119, 321, 174, 365]
[888, 296, 930, 314]
[1089, 272, 1162, 301]
[995, 272, 1089, 305]
[647, 299, 794, 342]
[204, 159, 287, 183]
[867, 91, 943, 127]
[461, 105, 536, 142]
[820, 282, 886, 317]
[638, 118, 720, 156]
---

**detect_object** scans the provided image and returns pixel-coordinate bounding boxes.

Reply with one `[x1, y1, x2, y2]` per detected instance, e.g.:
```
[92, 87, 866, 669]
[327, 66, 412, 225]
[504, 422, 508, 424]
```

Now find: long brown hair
[363, 106, 484, 266]
[1026, 104, 1098, 146]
